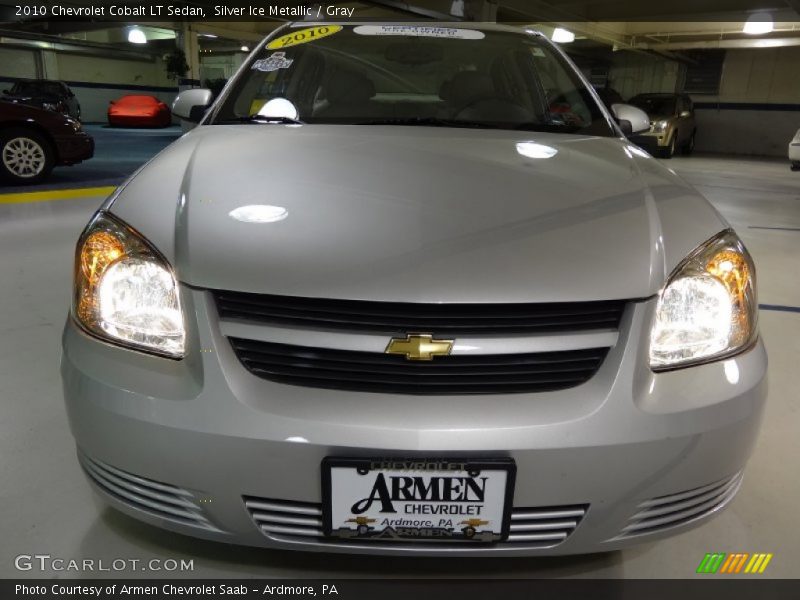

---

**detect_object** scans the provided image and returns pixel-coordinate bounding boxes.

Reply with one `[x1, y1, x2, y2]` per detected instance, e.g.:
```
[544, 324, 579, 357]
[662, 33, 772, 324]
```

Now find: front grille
[79, 451, 218, 531]
[213, 291, 626, 335]
[229, 338, 609, 395]
[615, 472, 743, 539]
[244, 497, 587, 548]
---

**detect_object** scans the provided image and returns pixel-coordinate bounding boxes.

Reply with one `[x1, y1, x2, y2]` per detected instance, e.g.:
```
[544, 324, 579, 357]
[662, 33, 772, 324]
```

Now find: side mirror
[611, 103, 650, 135]
[172, 88, 213, 123]
[679, 110, 692, 118]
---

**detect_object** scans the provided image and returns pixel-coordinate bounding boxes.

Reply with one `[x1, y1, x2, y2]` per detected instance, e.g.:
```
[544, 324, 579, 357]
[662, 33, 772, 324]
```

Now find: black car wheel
[791, 161, 800, 171]
[681, 131, 696, 156]
[0, 127, 55, 184]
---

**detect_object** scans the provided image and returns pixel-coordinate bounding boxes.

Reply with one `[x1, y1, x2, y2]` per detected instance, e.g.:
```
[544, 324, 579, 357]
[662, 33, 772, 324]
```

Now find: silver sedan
[61, 22, 765, 555]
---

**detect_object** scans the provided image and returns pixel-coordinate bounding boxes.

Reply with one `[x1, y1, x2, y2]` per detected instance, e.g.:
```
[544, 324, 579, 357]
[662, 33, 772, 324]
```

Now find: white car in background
[790, 128, 800, 170]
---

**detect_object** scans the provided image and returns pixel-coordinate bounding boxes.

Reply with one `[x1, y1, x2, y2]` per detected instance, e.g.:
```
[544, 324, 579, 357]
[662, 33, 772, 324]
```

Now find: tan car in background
[629, 93, 697, 158]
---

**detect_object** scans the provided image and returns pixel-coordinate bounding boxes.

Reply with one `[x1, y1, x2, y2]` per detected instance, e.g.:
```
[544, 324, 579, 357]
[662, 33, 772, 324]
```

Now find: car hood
[109, 125, 727, 303]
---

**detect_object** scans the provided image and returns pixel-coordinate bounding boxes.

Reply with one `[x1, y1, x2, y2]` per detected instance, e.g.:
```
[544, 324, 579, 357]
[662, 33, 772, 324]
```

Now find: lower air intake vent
[508, 505, 588, 544]
[79, 451, 218, 531]
[244, 497, 587, 548]
[616, 472, 743, 539]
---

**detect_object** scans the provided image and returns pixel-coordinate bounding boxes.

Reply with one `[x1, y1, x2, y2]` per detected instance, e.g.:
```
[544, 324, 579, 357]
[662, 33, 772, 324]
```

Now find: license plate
[322, 458, 516, 542]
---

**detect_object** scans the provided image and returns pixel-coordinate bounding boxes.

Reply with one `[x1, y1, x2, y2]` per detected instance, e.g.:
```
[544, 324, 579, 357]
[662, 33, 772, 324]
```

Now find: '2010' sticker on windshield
[252, 52, 294, 72]
[266, 25, 342, 49]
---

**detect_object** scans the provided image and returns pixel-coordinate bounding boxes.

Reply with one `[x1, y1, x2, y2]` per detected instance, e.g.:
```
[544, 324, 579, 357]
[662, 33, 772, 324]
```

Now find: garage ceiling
[0, 0, 799, 54]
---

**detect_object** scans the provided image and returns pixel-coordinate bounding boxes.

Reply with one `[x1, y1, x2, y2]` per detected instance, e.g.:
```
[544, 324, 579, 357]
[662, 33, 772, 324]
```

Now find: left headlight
[72, 212, 185, 358]
[649, 230, 757, 371]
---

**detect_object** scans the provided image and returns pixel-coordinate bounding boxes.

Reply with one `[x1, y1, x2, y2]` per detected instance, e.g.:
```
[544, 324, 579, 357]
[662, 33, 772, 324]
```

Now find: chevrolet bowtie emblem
[385, 334, 454, 361]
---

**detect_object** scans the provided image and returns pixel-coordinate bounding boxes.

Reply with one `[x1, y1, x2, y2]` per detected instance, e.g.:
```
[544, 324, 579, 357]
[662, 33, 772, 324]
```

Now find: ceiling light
[127, 27, 147, 44]
[201, 33, 218, 38]
[743, 13, 773, 35]
[551, 28, 575, 43]
[240, 45, 250, 52]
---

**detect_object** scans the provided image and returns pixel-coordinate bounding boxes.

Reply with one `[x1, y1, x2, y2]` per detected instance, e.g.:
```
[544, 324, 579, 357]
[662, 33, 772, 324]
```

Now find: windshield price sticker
[354, 25, 486, 39]
[267, 25, 343, 49]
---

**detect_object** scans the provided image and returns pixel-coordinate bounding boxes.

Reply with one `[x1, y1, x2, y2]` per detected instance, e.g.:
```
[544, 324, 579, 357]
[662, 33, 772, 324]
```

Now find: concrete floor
[0, 154, 797, 579]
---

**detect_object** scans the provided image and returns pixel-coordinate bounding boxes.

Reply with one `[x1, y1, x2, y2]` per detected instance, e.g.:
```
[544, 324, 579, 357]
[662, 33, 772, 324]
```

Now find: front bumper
[61, 290, 767, 556]
[108, 113, 170, 128]
[789, 142, 800, 162]
[630, 130, 669, 151]
[54, 132, 94, 165]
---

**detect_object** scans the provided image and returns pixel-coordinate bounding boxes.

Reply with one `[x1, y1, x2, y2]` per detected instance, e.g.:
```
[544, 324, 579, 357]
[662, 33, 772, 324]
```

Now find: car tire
[659, 134, 676, 159]
[792, 161, 800, 171]
[681, 131, 696, 156]
[0, 127, 55, 184]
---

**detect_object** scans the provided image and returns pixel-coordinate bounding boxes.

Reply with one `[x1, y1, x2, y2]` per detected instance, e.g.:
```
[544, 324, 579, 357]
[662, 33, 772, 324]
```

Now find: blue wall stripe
[694, 101, 800, 112]
[749, 226, 800, 232]
[0, 75, 177, 93]
[759, 304, 800, 313]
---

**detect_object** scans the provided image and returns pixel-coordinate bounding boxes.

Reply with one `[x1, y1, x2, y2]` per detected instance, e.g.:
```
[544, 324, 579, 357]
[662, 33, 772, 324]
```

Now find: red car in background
[108, 95, 172, 128]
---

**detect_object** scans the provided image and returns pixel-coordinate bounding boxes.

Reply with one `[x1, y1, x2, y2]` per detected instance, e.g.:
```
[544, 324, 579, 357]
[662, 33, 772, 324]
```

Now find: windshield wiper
[218, 115, 305, 125]
[354, 117, 499, 130]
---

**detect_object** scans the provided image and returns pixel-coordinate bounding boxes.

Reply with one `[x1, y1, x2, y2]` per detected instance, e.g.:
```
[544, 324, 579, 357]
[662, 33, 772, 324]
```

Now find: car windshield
[629, 95, 676, 116]
[210, 24, 613, 135]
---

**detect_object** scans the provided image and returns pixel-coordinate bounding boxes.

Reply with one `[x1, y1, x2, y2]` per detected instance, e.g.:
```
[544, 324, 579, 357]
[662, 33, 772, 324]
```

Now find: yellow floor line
[0, 186, 117, 204]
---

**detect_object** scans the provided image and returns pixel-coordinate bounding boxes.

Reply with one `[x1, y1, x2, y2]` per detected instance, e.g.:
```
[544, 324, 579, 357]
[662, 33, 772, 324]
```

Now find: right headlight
[72, 211, 185, 359]
[652, 120, 668, 133]
[649, 230, 757, 371]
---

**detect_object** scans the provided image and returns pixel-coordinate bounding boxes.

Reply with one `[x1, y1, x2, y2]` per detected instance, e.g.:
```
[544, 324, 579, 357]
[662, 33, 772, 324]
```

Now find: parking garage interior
[1, 0, 799, 582]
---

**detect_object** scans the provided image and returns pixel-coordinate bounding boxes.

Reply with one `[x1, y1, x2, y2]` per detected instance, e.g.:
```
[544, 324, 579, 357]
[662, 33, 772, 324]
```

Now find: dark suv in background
[2, 79, 82, 120]
[628, 92, 697, 158]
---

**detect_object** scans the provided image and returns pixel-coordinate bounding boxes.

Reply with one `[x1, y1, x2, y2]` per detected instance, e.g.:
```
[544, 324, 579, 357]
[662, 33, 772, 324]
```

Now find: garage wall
[0, 45, 179, 122]
[55, 53, 177, 122]
[0, 47, 38, 94]
[609, 46, 800, 157]
[692, 47, 800, 157]
[608, 52, 681, 99]
[713, 47, 800, 103]
[200, 52, 248, 82]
